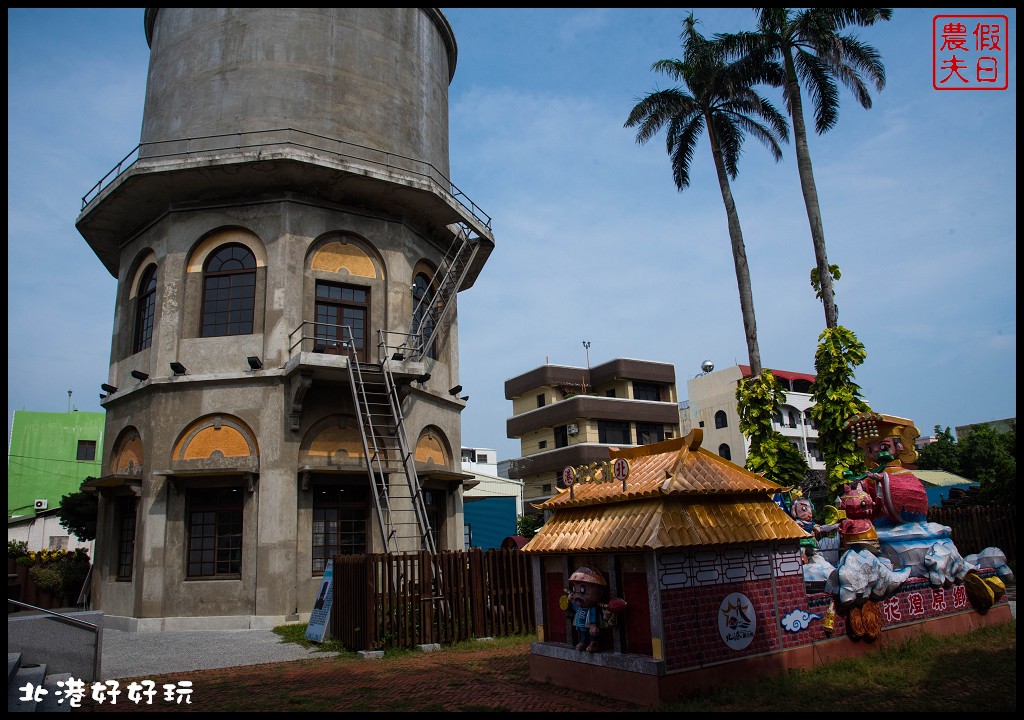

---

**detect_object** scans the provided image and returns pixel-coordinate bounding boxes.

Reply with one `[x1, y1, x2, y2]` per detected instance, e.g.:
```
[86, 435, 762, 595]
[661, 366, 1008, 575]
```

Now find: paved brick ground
[74, 640, 644, 713]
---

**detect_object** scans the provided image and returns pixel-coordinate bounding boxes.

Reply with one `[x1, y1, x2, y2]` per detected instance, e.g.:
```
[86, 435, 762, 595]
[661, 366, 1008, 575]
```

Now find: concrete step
[8, 662, 47, 712]
[37, 673, 74, 713]
[7, 654, 21, 686]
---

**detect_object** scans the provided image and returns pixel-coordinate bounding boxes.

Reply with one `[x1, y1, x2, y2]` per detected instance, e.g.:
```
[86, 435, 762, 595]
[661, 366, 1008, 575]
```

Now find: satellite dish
[701, 360, 714, 374]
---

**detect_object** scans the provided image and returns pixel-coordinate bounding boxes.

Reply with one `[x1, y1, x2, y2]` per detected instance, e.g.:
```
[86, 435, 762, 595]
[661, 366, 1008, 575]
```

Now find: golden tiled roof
[537, 432, 785, 511]
[523, 496, 808, 553]
[523, 430, 806, 553]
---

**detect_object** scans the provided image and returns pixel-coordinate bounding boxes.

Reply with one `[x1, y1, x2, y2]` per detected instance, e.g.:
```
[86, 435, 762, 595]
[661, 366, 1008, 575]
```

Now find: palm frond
[667, 115, 704, 190]
[712, 116, 744, 179]
[625, 88, 695, 145]
[794, 49, 839, 134]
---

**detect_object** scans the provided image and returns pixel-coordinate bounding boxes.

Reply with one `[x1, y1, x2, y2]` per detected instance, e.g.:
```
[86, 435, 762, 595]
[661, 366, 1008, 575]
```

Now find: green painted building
[7, 411, 105, 521]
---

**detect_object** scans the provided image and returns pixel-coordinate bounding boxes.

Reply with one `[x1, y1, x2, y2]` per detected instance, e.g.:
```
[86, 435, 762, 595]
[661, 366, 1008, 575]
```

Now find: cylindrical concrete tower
[140, 8, 455, 176]
[77, 8, 493, 630]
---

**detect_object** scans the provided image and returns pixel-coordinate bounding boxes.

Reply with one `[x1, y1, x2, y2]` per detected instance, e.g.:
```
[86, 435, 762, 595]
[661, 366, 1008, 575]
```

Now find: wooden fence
[331, 548, 534, 651]
[927, 505, 1016, 564]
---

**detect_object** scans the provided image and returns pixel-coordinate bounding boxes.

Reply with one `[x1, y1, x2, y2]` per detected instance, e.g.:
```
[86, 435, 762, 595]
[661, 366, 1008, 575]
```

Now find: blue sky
[7, 9, 1017, 462]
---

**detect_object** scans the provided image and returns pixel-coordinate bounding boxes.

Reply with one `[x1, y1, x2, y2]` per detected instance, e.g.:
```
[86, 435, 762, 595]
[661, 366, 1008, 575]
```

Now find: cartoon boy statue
[567, 567, 607, 653]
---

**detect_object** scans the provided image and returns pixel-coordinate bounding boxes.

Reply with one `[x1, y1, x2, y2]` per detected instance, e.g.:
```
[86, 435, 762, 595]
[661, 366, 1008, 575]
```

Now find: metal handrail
[7, 598, 101, 681]
[7, 598, 99, 631]
[80, 127, 492, 231]
[288, 319, 362, 358]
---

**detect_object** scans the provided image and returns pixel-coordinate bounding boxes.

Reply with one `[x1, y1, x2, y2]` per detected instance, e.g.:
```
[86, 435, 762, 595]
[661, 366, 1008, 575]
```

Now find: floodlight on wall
[99, 393, 108, 400]
[416, 373, 431, 384]
[391, 352, 405, 361]
[131, 370, 149, 381]
[170, 362, 187, 375]
[448, 385, 462, 396]
[460, 395, 470, 402]
[247, 356, 263, 371]
[101, 383, 118, 394]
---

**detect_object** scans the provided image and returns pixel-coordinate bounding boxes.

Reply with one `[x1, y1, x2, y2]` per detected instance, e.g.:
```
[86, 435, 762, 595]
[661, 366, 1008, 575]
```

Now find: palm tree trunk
[707, 121, 762, 376]
[785, 54, 839, 329]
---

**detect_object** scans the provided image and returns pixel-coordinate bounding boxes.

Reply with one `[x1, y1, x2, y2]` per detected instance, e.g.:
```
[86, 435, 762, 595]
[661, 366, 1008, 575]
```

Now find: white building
[461, 447, 524, 548]
[682, 364, 825, 471]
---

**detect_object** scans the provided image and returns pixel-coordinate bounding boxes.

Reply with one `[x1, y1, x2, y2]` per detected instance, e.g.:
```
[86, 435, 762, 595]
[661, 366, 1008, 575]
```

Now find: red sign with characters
[562, 465, 577, 487]
[933, 15, 1009, 90]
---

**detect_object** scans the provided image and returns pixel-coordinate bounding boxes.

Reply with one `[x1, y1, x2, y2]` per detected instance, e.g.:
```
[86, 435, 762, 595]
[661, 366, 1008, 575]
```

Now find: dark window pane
[76, 440, 97, 462]
[202, 245, 256, 337]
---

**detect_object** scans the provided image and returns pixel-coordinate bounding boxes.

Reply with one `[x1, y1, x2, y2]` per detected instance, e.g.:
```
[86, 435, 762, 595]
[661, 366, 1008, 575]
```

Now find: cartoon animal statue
[567, 567, 613, 653]
[845, 412, 928, 525]
[838, 482, 881, 554]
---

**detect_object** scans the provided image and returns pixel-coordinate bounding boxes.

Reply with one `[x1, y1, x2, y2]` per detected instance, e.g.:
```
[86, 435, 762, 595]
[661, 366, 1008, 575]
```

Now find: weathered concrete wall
[141, 8, 454, 176]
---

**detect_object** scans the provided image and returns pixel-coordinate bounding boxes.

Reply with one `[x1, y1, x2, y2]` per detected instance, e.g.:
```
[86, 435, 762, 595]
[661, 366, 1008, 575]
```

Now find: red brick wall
[659, 550, 1004, 671]
[663, 578, 785, 671]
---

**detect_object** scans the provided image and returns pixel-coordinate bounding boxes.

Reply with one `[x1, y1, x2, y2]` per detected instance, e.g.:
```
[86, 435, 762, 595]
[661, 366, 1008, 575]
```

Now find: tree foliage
[56, 491, 98, 542]
[736, 369, 808, 485]
[958, 424, 1015, 505]
[717, 8, 893, 328]
[917, 426, 961, 474]
[808, 325, 870, 494]
[918, 424, 1015, 505]
[516, 514, 544, 539]
[625, 14, 788, 377]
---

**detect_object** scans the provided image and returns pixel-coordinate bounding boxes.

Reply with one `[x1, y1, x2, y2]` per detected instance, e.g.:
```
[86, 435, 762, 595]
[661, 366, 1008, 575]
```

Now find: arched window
[718, 443, 732, 461]
[788, 410, 797, 428]
[412, 272, 436, 359]
[134, 265, 157, 352]
[714, 410, 728, 429]
[202, 245, 256, 337]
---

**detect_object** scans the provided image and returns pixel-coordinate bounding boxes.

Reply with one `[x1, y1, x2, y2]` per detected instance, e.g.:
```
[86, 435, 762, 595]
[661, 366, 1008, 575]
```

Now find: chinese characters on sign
[933, 15, 1010, 90]
[18, 679, 193, 708]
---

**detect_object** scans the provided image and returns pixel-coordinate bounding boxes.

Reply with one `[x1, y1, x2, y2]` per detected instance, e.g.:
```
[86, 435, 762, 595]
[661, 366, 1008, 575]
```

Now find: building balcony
[506, 397, 680, 438]
[505, 444, 613, 480]
[505, 359, 675, 400]
[76, 128, 493, 281]
[285, 322, 427, 384]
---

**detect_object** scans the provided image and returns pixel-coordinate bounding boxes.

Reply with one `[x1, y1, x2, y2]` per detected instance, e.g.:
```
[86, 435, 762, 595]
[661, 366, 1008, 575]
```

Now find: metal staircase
[411, 222, 481, 361]
[346, 340, 436, 555]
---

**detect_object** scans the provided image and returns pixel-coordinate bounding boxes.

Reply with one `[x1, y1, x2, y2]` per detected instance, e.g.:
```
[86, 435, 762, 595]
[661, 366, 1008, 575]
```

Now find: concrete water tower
[77, 8, 493, 630]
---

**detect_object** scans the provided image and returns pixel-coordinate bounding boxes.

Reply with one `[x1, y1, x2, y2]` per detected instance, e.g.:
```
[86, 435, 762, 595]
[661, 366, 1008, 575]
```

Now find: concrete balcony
[507, 397, 679, 438]
[76, 128, 493, 282]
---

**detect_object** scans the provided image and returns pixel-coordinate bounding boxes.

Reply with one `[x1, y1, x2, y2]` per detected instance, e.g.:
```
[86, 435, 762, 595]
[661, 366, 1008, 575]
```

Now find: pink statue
[838, 482, 880, 553]
[846, 413, 928, 525]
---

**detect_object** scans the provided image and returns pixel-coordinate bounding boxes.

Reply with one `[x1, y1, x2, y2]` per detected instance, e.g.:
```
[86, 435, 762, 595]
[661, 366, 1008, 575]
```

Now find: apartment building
[505, 359, 681, 512]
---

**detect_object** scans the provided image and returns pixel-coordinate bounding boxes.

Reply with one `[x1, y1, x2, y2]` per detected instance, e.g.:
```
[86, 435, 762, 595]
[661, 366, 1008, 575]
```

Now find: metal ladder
[347, 337, 435, 555]
[411, 222, 481, 360]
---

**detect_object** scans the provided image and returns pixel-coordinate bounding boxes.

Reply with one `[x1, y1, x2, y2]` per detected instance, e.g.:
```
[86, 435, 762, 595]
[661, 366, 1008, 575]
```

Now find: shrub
[21, 548, 91, 603]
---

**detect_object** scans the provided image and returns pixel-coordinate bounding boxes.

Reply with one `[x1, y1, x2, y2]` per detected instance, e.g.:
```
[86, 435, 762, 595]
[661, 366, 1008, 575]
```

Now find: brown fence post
[468, 549, 483, 638]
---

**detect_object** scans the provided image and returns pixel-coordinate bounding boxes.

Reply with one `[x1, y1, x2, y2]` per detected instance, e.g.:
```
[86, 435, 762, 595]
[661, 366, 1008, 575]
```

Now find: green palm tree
[625, 16, 788, 377]
[719, 8, 892, 328]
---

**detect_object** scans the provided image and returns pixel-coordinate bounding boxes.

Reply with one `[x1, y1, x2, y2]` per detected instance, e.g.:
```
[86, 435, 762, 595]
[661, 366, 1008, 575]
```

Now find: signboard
[718, 592, 756, 650]
[561, 466, 577, 488]
[305, 559, 334, 643]
[612, 458, 630, 483]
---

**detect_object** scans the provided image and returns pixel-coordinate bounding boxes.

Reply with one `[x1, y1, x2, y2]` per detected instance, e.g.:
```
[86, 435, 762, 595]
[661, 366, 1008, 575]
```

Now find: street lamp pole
[582, 341, 591, 394]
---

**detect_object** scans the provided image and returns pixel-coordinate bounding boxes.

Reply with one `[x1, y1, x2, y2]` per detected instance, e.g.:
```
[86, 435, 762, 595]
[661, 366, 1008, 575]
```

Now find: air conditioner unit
[34, 499, 48, 511]
[567, 424, 579, 436]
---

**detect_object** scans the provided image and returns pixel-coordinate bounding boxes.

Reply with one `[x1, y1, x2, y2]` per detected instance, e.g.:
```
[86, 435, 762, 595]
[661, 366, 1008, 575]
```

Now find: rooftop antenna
[67, 388, 72, 413]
